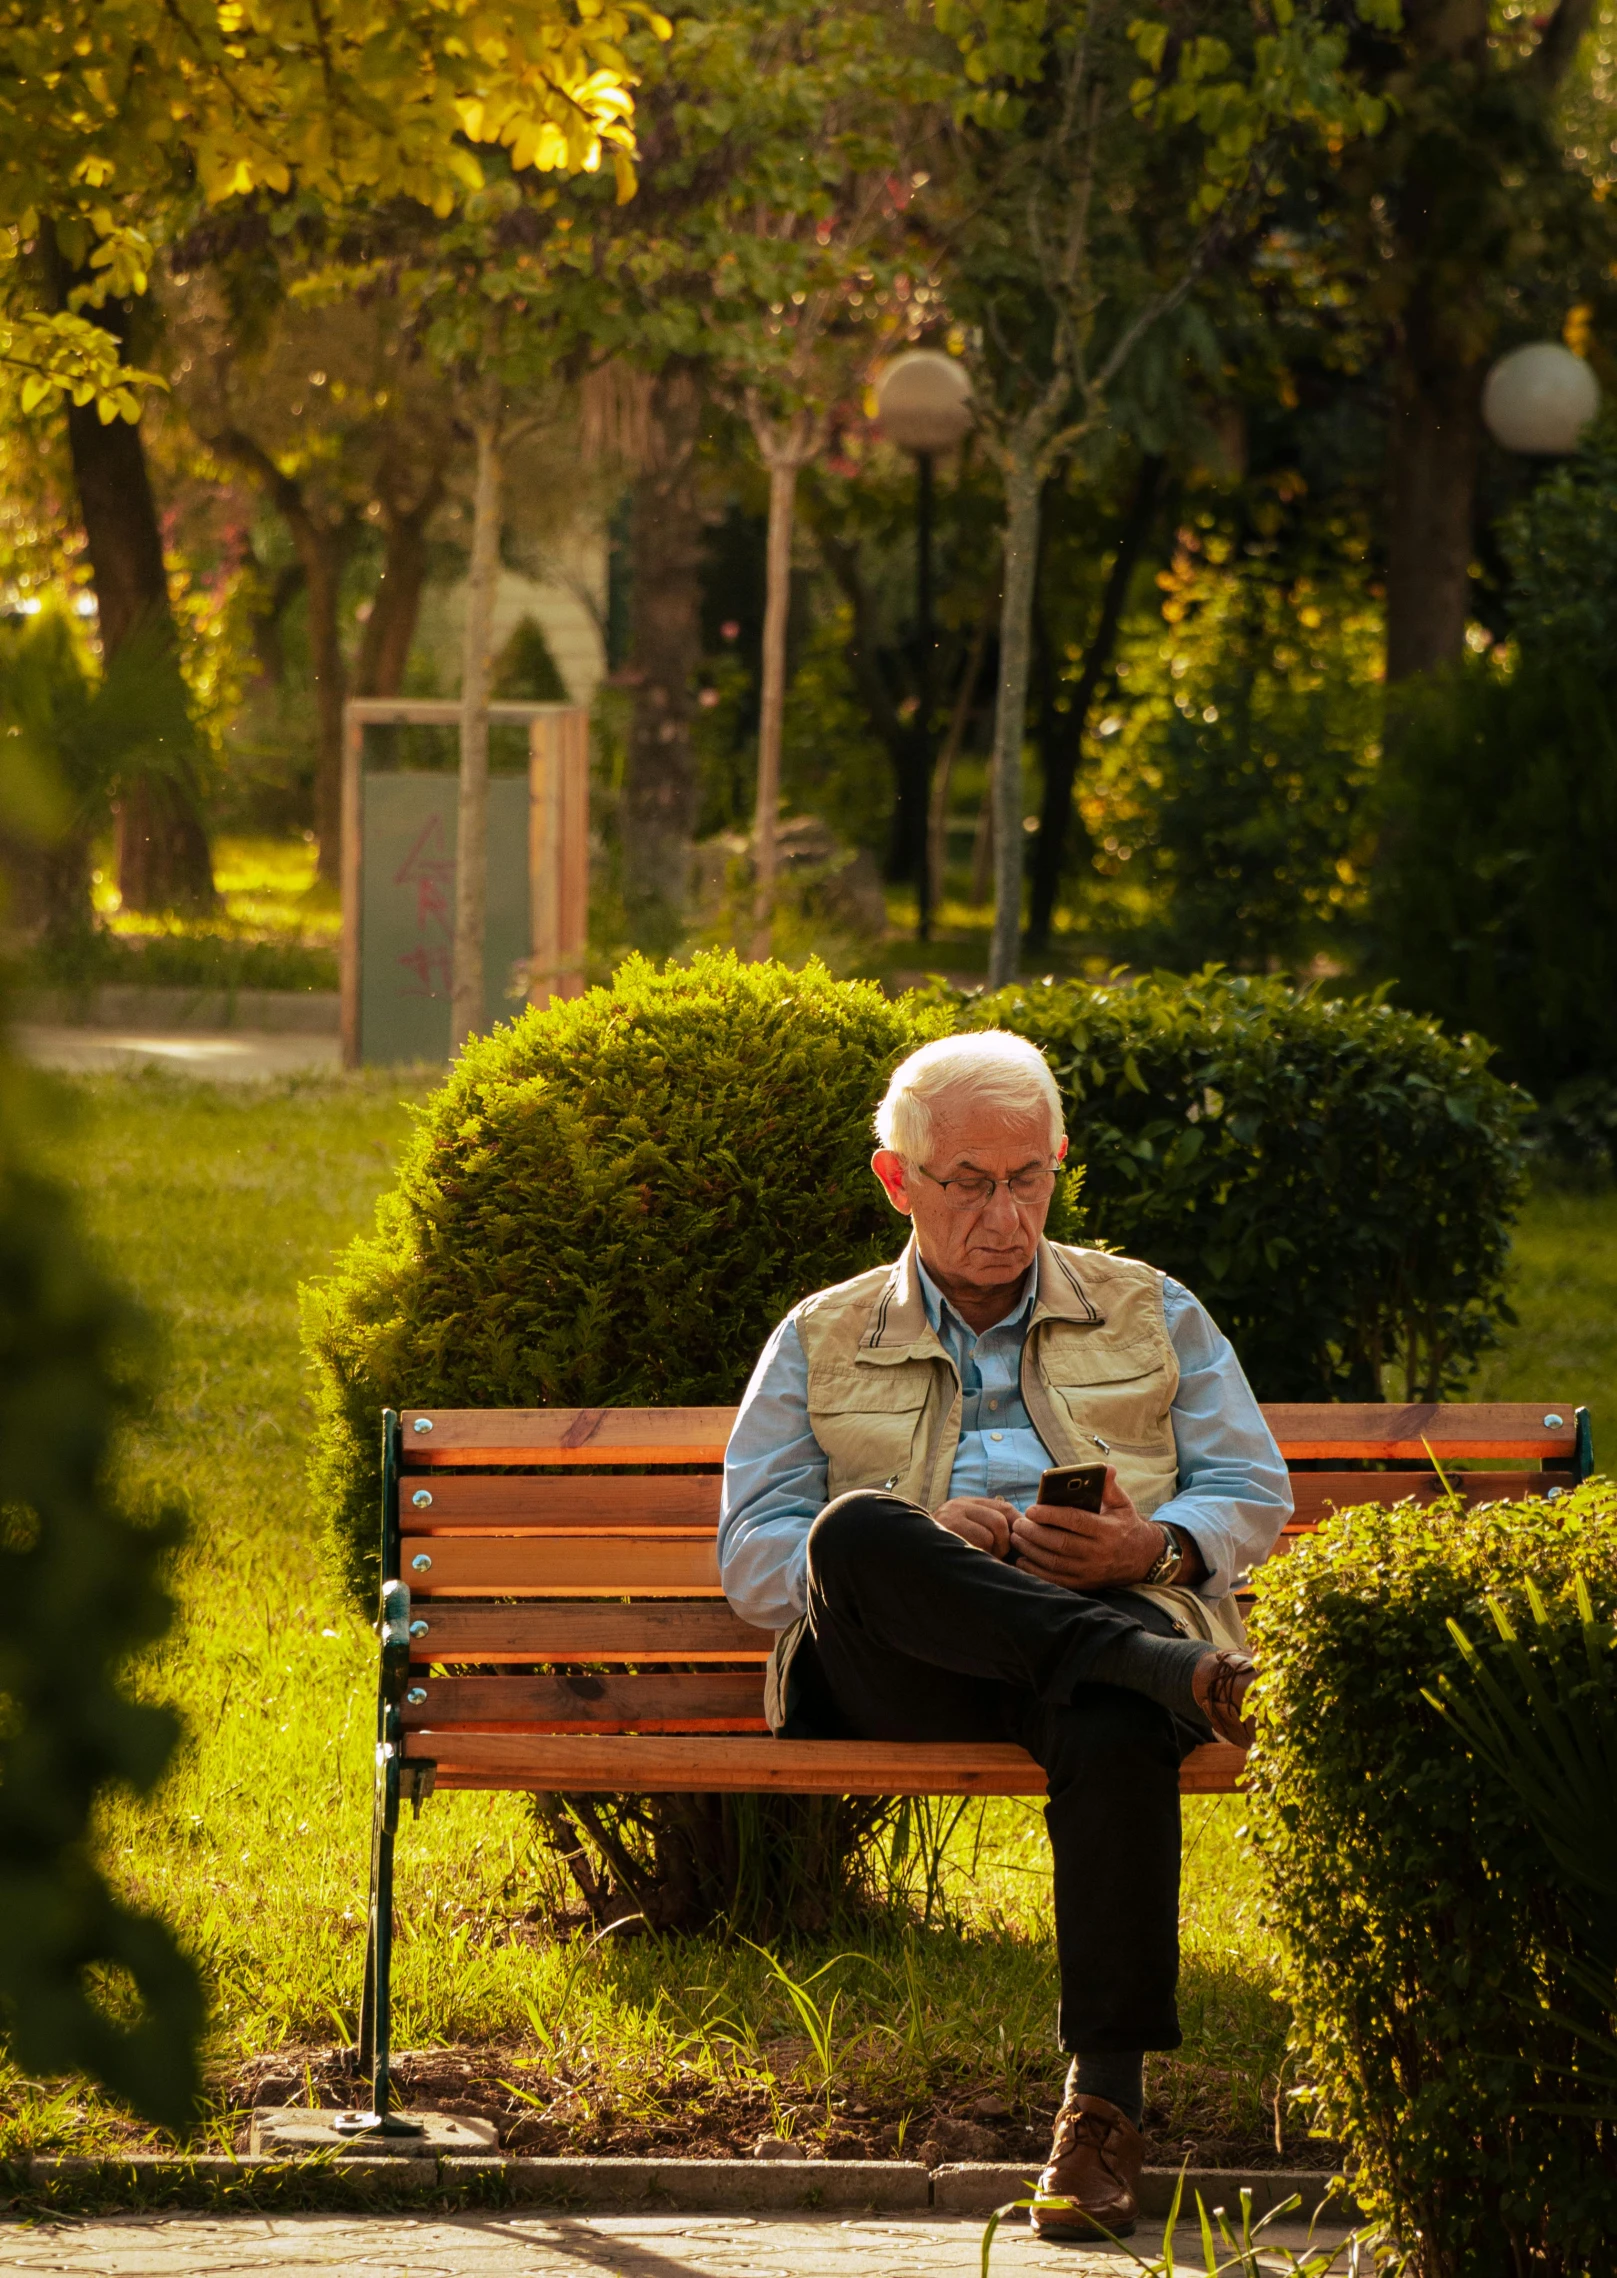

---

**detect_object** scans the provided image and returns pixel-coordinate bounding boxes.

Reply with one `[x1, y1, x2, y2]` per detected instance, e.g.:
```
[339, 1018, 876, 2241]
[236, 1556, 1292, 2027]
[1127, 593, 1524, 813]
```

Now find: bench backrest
[392, 1402, 1592, 1752]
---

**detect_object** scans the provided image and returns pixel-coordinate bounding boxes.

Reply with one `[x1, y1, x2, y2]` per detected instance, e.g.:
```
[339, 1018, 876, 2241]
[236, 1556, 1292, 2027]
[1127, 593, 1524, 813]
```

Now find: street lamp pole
[915, 447, 935, 938]
[875, 351, 973, 941]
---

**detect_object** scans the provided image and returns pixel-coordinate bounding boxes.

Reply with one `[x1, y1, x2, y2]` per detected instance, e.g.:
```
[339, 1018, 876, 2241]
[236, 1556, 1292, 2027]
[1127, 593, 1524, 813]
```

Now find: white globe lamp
[1482, 342, 1601, 455]
[875, 351, 974, 454]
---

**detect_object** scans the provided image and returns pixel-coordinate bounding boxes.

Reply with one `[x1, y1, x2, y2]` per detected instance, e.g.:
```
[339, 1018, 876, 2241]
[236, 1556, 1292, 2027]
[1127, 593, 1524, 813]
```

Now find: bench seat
[342, 1394, 1592, 2136]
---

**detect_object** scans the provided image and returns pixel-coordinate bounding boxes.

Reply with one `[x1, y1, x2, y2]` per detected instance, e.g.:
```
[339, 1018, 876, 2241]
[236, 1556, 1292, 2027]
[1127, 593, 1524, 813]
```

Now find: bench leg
[337, 1746, 422, 2138]
[353, 1759, 383, 2078]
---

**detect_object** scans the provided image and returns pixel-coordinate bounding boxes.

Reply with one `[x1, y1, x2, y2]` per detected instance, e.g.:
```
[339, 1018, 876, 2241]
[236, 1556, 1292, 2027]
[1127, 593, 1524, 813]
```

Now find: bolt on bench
[342, 1396, 1593, 2135]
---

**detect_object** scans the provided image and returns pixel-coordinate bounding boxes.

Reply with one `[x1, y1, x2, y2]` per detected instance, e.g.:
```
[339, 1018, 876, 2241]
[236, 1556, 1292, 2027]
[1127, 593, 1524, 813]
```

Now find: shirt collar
[914, 1252, 1038, 1344]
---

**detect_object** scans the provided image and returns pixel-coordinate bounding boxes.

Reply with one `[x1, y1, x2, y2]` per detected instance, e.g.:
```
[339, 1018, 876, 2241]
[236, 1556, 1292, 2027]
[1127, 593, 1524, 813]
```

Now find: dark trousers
[796, 1490, 1206, 2052]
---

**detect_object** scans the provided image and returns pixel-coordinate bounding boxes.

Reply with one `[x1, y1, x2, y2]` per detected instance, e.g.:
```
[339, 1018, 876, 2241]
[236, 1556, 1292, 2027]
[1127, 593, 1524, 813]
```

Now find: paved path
[0, 2210, 1374, 2276]
[16, 1027, 343, 1082]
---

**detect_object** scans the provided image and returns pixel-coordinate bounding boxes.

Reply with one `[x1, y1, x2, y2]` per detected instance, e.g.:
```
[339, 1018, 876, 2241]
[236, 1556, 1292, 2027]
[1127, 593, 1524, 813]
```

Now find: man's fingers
[1015, 1506, 1105, 1554]
[934, 1500, 1012, 1555]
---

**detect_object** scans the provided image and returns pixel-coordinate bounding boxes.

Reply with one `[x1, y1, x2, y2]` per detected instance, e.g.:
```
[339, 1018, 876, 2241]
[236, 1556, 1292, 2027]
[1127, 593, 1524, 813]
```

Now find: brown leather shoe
[1192, 1647, 1258, 1747]
[1029, 2092, 1144, 2239]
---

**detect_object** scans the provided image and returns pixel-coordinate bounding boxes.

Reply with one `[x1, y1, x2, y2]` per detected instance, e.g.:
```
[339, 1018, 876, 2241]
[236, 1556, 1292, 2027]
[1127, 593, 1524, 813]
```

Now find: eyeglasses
[913, 1161, 1060, 1212]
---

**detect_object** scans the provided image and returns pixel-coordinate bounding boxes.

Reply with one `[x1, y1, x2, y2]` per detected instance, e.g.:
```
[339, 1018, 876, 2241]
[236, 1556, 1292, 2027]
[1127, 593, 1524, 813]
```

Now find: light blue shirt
[718, 1257, 1291, 1632]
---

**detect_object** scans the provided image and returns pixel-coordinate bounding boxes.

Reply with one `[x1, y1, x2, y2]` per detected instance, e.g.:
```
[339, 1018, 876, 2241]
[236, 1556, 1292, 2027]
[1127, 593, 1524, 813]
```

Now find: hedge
[0, 1031, 200, 2125]
[952, 970, 1527, 1401]
[1245, 1487, 1617, 2274]
[302, 952, 958, 1610]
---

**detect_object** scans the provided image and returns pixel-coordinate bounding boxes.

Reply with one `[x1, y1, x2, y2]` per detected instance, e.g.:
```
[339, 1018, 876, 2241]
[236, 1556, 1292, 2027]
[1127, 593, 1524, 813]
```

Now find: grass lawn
[6, 1069, 1609, 2170]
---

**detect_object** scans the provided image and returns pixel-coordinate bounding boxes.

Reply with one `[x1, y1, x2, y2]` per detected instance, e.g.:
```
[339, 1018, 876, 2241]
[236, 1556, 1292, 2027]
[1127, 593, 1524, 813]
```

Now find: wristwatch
[1143, 1523, 1186, 1586]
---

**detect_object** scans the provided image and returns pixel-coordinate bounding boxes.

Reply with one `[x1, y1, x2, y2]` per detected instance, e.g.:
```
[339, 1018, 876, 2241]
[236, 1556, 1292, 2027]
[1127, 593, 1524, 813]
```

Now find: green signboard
[358, 773, 530, 1065]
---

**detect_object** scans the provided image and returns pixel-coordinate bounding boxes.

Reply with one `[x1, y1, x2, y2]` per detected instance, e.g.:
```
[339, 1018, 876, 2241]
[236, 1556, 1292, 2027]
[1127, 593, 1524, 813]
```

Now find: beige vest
[794, 1235, 1245, 1649]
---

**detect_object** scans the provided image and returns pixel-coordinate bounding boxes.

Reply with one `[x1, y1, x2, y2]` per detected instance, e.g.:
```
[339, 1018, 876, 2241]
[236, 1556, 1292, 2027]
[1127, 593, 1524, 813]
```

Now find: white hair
[874, 1032, 1064, 1162]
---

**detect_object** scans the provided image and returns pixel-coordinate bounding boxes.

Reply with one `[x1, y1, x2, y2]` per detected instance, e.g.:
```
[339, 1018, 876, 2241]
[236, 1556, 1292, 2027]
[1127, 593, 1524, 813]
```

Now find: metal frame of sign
[339, 699, 590, 1069]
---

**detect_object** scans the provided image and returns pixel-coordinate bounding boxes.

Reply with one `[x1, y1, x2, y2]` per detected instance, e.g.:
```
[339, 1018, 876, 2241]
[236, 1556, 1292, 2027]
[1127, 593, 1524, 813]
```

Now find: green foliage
[493, 614, 570, 704]
[302, 951, 954, 1607]
[23, 926, 338, 996]
[1499, 414, 1617, 676]
[1371, 653, 1617, 1101]
[0, 605, 196, 940]
[1244, 1486, 1617, 2272]
[1098, 531, 1380, 972]
[951, 969, 1526, 1400]
[1374, 417, 1617, 1107]
[0, 1044, 201, 2127]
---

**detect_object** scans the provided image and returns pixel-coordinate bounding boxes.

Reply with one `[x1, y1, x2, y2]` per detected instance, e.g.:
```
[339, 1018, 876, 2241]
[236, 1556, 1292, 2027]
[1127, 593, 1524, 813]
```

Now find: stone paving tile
[0, 2211, 1377, 2277]
[16, 1027, 342, 1082]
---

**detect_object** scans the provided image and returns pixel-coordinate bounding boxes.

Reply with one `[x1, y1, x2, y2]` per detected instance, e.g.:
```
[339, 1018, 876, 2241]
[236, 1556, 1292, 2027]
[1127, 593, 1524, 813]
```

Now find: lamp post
[875, 350, 973, 939]
[1482, 342, 1601, 454]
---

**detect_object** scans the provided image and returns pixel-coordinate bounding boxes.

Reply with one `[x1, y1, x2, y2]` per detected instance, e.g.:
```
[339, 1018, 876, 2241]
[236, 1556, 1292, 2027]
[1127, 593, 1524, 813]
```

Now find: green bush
[0, 1042, 201, 2126]
[1371, 654, 1617, 1101]
[953, 970, 1526, 1400]
[1244, 1486, 1617, 2274]
[1373, 418, 1617, 1104]
[303, 951, 959, 1611]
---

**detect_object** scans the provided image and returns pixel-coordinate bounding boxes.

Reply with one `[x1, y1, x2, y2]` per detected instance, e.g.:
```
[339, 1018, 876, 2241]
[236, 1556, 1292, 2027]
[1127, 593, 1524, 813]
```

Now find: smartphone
[1038, 1461, 1109, 1513]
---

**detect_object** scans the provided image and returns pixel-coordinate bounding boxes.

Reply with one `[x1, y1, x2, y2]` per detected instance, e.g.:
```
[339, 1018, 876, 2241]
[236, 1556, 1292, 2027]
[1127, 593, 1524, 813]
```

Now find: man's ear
[871, 1149, 913, 1215]
[1056, 1135, 1069, 1164]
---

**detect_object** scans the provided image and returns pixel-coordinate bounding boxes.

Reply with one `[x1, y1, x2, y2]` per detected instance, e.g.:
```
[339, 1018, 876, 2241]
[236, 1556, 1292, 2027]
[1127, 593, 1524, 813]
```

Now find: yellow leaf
[19, 375, 52, 414]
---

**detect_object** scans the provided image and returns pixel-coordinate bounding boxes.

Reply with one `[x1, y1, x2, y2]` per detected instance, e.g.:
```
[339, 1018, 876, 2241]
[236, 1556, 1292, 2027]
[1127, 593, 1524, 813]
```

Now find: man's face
[871, 1097, 1067, 1298]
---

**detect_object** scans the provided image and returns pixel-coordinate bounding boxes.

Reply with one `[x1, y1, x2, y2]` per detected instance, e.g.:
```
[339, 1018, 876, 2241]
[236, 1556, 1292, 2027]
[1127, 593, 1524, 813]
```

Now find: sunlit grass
[12, 1070, 1600, 2166]
[92, 834, 340, 946]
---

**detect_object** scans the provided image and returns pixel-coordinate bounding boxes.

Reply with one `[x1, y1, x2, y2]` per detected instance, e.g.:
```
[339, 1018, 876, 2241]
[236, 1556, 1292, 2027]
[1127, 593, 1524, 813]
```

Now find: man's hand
[932, 1495, 1020, 1559]
[1008, 1467, 1165, 1590]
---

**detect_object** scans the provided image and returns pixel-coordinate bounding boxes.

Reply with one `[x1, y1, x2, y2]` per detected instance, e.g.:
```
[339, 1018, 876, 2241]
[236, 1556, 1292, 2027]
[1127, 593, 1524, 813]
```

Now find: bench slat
[399, 1476, 721, 1530]
[399, 1466, 1570, 1543]
[402, 1673, 767, 1730]
[406, 1603, 771, 1663]
[405, 1537, 721, 1596]
[1266, 1401, 1578, 1461]
[400, 1401, 1583, 1470]
[1285, 1470, 1568, 1526]
[401, 1409, 733, 1467]
[406, 1731, 1244, 1796]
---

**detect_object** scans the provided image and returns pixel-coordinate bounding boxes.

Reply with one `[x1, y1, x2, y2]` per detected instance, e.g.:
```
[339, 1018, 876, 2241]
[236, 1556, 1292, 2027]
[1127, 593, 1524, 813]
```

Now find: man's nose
[977, 1181, 1022, 1232]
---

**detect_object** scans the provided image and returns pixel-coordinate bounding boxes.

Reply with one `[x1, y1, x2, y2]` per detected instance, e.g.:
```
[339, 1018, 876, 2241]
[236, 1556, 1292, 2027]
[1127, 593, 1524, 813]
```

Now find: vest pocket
[811, 1364, 933, 1498]
[1047, 1365, 1173, 1457]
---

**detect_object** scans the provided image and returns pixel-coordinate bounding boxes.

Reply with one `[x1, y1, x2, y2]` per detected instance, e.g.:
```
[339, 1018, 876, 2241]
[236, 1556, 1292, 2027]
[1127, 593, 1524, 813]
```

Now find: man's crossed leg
[800, 1491, 1228, 2239]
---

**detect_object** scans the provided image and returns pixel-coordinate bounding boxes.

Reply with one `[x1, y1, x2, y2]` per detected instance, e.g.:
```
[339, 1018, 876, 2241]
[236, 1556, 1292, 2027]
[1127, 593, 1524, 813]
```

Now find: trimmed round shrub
[303, 951, 955, 1610]
[1245, 1486, 1617, 2270]
[950, 970, 1527, 1401]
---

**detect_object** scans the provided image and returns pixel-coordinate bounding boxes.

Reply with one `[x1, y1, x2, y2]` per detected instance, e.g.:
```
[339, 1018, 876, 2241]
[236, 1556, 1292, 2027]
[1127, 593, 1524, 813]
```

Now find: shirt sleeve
[1153, 1278, 1292, 1600]
[717, 1312, 828, 1632]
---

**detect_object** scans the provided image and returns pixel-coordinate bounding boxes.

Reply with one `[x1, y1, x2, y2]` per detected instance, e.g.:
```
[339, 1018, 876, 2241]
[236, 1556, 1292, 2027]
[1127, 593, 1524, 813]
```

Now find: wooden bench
[343, 1396, 1592, 2134]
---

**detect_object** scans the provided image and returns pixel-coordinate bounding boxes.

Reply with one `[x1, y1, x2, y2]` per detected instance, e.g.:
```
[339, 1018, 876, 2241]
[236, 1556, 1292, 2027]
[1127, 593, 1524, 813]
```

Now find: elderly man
[717, 1030, 1290, 2239]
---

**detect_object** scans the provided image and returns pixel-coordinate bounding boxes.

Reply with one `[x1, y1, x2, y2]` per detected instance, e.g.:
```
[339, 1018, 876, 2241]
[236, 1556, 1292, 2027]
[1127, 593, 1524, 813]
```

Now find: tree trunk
[621, 370, 705, 955]
[969, 775, 994, 907]
[355, 470, 446, 697]
[751, 454, 799, 961]
[53, 281, 214, 916]
[1026, 454, 1166, 951]
[926, 613, 990, 914]
[301, 532, 351, 883]
[987, 450, 1042, 990]
[450, 406, 504, 1052]
[212, 426, 355, 883]
[1383, 329, 1484, 684]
